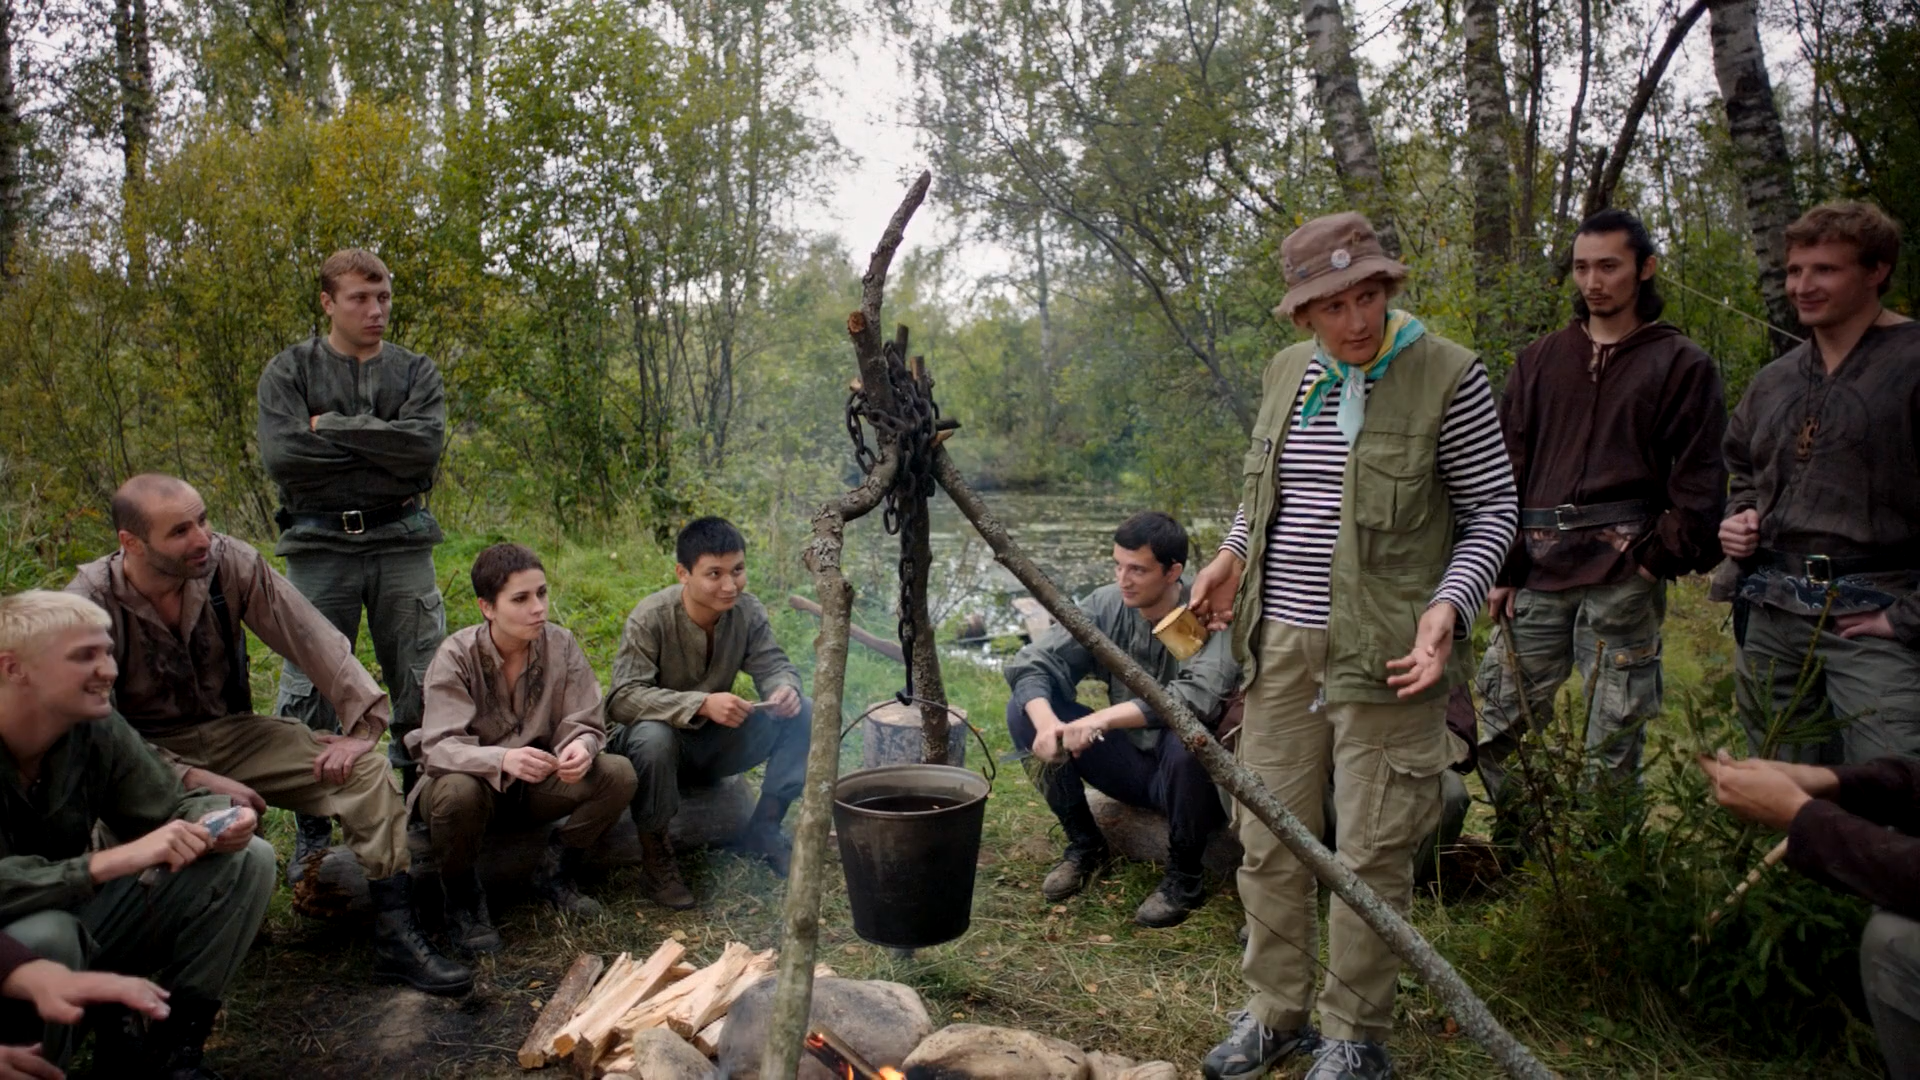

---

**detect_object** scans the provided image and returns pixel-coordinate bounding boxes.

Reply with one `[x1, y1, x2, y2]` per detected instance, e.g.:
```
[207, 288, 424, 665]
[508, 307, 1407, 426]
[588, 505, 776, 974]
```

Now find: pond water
[836, 489, 1236, 658]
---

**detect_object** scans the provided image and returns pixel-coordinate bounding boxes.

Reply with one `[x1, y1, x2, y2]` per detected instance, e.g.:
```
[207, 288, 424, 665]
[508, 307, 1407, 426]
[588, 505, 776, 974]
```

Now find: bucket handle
[839, 697, 996, 786]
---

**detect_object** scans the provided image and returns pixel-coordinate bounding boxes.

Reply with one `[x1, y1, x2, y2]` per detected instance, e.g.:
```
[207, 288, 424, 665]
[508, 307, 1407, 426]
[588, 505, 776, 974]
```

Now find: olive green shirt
[605, 586, 802, 730]
[256, 337, 447, 556]
[1003, 582, 1239, 751]
[0, 714, 227, 924]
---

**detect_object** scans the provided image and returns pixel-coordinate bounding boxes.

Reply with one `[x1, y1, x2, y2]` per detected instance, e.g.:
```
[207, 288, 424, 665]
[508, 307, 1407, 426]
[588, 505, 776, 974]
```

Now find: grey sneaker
[1201, 1011, 1319, 1080]
[1303, 1037, 1392, 1080]
[1041, 846, 1109, 902]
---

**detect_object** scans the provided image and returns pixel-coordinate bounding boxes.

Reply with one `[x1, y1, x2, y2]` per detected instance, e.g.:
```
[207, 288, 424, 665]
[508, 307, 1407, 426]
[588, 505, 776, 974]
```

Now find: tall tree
[1709, 0, 1804, 352]
[1302, 0, 1397, 253]
[111, 0, 153, 279]
[0, 0, 19, 276]
[1463, 0, 1514, 349]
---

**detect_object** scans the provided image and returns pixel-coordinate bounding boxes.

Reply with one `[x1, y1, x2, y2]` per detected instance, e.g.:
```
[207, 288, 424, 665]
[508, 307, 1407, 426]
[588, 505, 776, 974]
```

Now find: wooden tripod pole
[932, 449, 1554, 1080]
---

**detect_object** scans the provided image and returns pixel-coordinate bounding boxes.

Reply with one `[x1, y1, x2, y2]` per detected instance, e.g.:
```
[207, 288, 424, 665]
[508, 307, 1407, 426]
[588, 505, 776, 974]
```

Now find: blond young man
[1720, 202, 1920, 764]
[0, 590, 274, 1078]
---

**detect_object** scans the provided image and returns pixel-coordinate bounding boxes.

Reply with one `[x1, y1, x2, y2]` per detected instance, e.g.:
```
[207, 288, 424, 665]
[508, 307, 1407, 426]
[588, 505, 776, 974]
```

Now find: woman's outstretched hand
[1385, 603, 1458, 698]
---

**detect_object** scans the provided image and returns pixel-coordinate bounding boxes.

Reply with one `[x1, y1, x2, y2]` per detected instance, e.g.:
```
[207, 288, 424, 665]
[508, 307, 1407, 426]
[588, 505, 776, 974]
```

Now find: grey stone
[902, 1024, 1093, 1080]
[628, 1027, 715, 1080]
[717, 976, 931, 1080]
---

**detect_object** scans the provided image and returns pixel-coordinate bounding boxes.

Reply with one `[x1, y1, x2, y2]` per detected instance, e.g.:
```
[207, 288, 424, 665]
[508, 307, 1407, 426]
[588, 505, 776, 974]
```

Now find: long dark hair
[1571, 208, 1665, 323]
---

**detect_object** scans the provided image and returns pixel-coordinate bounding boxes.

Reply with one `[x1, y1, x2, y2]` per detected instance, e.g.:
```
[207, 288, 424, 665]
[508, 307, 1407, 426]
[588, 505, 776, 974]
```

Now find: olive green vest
[1229, 331, 1478, 705]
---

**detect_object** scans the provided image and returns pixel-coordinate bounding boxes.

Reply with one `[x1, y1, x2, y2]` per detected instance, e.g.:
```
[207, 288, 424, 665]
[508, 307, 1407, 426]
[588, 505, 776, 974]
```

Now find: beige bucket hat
[1273, 211, 1410, 319]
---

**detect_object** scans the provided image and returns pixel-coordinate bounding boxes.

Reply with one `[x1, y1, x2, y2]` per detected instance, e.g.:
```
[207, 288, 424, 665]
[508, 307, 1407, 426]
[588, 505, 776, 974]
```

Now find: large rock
[1085, 789, 1242, 878]
[902, 1024, 1092, 1080]
[623, 1028, 712, 1080]
[717, 977, 931, 1079]
[292, 776, 754, 917]
[1086, 1050, 1178, 1080]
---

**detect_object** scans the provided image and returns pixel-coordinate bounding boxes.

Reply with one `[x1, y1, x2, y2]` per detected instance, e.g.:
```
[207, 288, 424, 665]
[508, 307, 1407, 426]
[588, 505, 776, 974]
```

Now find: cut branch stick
[759, 451, 900, 1078]
[932, 448, 1552, 1080]
[1696, 837, 1790, 941]
[551, 940, 685, 1062]
[518, 953, 604, 1069]
[789, 594, 905, 663]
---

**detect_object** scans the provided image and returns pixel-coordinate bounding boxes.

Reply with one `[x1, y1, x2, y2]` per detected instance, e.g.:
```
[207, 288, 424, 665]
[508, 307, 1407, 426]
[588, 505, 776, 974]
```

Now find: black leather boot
[367, 871, 474, 996]
[285, 814, 334, 885]
[734, 795, 792, 877]
[443, 867, 502, 955]
[149, 993, 225, 1080]
[533, 837, 603, 918]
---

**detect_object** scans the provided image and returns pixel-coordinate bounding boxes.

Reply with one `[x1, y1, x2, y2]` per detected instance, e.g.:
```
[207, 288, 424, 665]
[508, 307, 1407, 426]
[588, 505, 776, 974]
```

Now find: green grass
[196, 540, 1880, 1079]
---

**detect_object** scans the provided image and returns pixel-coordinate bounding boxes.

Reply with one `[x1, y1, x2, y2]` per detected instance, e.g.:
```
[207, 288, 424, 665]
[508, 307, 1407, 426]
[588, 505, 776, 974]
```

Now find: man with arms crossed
[258, 248, 448, 873]
[1720, 202, 1920, 763]
[67, 474, 471, 996]
[0, 590, 273, 1078]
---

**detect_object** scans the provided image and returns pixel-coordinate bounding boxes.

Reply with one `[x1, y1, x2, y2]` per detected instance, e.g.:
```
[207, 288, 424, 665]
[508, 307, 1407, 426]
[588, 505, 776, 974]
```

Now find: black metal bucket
[832, 764, 991, 950]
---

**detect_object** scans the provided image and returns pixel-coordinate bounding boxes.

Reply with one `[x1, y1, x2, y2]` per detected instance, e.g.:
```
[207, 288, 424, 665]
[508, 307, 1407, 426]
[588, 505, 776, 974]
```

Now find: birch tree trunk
[0, 0, 19, 278]
[1709, 0, 1804, 353]
[1463, 0, 1514, 352]
[1302, 0, 1398, 255]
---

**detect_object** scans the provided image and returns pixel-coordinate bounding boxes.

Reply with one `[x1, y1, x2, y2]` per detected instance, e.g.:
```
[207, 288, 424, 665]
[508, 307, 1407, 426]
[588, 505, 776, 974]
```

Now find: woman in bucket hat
[1187, 212, 1518, 1080]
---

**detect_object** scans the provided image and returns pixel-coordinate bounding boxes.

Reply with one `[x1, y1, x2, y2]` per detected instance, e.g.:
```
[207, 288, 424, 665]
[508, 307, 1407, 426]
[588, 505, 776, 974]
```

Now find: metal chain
[844, 341, 941, 705]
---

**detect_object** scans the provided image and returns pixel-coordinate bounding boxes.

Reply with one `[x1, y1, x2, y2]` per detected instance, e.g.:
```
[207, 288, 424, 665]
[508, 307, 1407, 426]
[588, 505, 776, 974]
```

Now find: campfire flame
[803, 1029, 907, 1080]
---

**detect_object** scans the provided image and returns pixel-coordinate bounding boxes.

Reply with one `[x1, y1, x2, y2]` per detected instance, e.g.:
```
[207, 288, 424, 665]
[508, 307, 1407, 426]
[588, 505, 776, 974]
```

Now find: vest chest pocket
[1351, 433, 1439, 533]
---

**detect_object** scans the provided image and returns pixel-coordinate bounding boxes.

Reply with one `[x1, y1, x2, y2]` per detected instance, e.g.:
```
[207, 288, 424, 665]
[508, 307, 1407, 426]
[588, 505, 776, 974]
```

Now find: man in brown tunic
[408, 543, 637, 953]
[1475, 210, 1728, 831]
[65, 473, 472, 996]
[605, 517, 808, 909]
[1720, 202, 1920, 764]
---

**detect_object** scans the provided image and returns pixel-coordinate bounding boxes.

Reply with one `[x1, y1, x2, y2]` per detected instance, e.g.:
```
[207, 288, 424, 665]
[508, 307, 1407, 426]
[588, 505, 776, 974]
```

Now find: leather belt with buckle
[275, 499, 421, 535]
[1753, 548, 1917, 585]
[1518, 499, 1653, 532]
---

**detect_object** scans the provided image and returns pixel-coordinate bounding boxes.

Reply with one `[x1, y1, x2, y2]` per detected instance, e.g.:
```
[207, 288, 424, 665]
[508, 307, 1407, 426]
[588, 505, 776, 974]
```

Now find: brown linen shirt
[65, 533, 391, 741]
[604, 586, 802, 730]
[1725, 321, 1920, 645]
[408, 622, 608, 792]
[1497, 320, 1729, 590]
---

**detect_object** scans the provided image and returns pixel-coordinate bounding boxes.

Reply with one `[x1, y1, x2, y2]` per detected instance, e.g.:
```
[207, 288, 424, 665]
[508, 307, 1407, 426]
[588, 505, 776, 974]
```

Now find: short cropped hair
[470, 543, 544, 605]
[109, 473, 191, 541]
[0, 591, 111, 657]
[1572, 208, 1665, 322]
[1785, 202, 1902, 295]
[1113, 511, 1189, 571]
[676, 516, 746, 570]
[320, 249, 391, 297]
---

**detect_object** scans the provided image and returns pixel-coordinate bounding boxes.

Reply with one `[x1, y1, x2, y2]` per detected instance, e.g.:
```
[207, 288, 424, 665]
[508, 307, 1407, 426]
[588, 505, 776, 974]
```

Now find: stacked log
[517, 941, 830, 1079]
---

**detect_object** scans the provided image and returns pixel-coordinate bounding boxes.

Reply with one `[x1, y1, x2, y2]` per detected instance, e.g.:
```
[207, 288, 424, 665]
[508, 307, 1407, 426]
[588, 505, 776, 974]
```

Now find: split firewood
[692, 1017, 725, 1057]
[613, 943, 756, 1041]
[517, 953, 604, 1069]
[551, 940, 686, 1061]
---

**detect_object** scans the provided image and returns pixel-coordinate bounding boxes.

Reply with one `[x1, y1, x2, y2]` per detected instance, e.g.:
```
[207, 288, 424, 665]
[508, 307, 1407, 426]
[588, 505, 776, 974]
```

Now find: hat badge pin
[1329, 248, 1352, 270]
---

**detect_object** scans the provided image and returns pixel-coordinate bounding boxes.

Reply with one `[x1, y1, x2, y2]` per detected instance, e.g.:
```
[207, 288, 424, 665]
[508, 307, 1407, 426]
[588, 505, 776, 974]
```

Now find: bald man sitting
[66, 473, 471, 997]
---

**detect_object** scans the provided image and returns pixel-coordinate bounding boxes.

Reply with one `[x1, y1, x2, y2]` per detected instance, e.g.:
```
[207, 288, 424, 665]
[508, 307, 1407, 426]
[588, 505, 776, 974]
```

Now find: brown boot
[639, 830, 695, 910]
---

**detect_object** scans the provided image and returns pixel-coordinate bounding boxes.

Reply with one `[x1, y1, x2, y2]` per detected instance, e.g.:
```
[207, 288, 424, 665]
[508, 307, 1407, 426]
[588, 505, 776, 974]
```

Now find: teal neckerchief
[1298, 310, 1427, 444]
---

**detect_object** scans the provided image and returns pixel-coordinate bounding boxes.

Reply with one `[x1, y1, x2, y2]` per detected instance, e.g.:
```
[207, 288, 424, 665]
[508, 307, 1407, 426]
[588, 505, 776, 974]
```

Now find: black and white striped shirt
[1221, 357, 1517, 629]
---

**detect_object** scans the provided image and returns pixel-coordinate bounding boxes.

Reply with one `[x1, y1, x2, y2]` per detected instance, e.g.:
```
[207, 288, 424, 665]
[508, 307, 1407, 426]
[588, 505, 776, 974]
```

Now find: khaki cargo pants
[150, 714, 411, 879]
[1235, 621, 1451, 1045]
[1474, 575, 1666, 805]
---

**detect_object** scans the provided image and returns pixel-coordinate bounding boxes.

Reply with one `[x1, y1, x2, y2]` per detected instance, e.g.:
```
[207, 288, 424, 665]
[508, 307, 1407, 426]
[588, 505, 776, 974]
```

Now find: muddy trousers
[608, 699, 812, 835]
[0, 839, 275, 1067]
[1475, 575, 1666, 807]
[418, 755, 639, 879]
[149, 714, 412, 879]
[1005, 696, 1227, 877]
[1736, 604, 1920, 765]
[1235, 622, 1449, 1045]
[275, 547, 445, 768]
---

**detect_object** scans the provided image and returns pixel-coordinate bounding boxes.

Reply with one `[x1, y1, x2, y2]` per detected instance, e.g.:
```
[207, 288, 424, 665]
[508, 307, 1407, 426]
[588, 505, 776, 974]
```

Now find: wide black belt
[1518, 498, 1653, 531]
[1751, 548, 1919, 585]
[275, 499, 420, 536]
